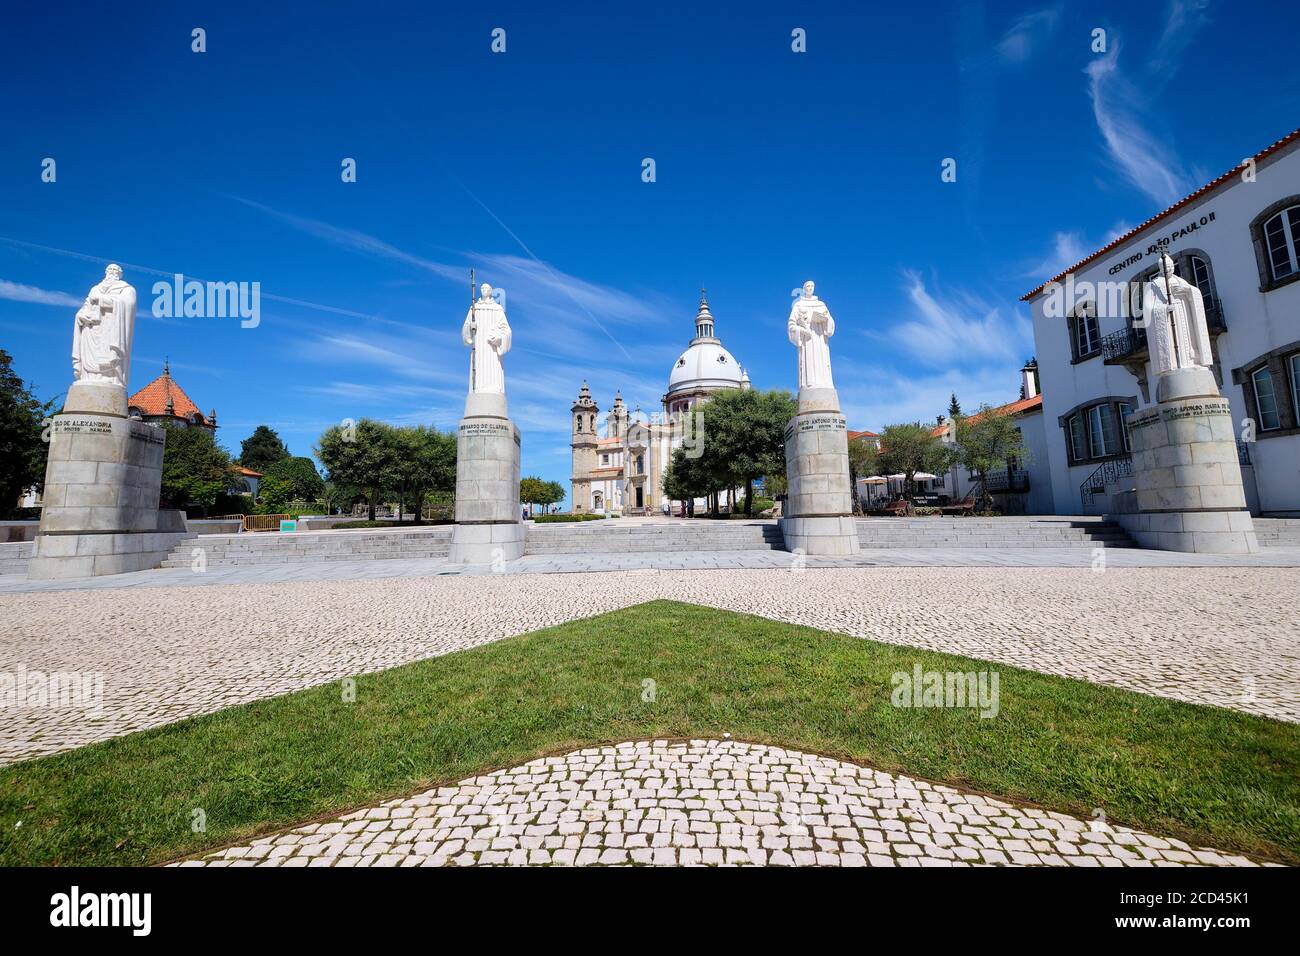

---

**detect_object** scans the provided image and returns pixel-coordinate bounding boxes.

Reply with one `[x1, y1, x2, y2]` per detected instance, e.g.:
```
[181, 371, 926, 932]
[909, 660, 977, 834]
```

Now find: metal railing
[984, 468, 1029, 492]
[243, 514, 290, 533]
[1100, 326, 1148, 362]
[1079, 454, 1133, 510]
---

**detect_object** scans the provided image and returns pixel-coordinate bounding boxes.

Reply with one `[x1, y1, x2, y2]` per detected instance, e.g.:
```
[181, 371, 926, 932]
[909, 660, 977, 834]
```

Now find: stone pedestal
[449, 395, 524, 564]
[27, 408, 194, 580]
[1116, 367, 1258, 554]
[779, 387, 861, 556]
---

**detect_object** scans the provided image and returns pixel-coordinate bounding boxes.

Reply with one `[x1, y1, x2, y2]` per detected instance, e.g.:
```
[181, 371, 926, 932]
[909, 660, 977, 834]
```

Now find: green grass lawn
[2, 599, 1297, 866]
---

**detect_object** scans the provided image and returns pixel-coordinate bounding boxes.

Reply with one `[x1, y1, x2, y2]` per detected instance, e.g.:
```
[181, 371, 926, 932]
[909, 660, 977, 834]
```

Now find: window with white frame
[1252, 366, 1282, 431]
[1070, 305, 1100, 361]
[1118, 402, 1134, 452]
[1188, 255, 1217, 302]
[1087, 403, 1119, 458]
[1067, 414, 1086, 462]
[1264, 205, 1300, 282]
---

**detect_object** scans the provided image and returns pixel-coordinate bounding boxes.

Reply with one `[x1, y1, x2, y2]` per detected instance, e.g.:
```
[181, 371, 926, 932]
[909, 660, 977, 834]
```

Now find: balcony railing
[984, 468, 1029, 493]
[1101, 326, 1148, 363]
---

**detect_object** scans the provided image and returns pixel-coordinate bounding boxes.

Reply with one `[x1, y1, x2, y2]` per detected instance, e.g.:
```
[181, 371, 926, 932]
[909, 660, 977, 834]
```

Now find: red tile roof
[128, 371, 210, 425]
[237, 466, 262, 478]
[929, 395, 1042, 436]
[1021, 126, 1300, 301]
[848, 429, 881, 441]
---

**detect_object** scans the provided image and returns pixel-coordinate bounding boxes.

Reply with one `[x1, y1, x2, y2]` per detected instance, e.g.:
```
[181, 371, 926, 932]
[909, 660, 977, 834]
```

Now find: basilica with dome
[570, 291, 750, 515]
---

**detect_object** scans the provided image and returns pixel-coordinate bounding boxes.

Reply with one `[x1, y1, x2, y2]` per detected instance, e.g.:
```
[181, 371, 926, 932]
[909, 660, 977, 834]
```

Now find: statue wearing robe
[462, 283, 512, 395]
[788, 279, 835, 390]
[1144, 254, 1213, 377]
[72, 264, 136, 388]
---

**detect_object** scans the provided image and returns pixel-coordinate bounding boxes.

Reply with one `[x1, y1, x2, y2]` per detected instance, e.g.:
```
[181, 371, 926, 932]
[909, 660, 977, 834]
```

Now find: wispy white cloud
[890, 271, 1033, 367]
[1021, 221, 1138, 282]
[836, 360, 1024, 434]
[1150, 0, 1212, 77]
[0, 279, 81, 307]
[996, 4, 1064, 66]
[1085, 42, 1195, 206]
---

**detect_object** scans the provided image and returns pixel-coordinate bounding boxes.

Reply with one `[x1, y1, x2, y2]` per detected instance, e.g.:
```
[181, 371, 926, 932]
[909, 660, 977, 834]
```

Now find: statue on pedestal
[788, 280, 836, 390]
[72, 264, 136, 388]
[1144, 254, 1213, 377]
[462, 282, 512, 395]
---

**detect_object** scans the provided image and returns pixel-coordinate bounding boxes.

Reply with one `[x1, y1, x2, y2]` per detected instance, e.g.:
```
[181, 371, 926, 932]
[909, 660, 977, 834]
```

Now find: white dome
[667, 340, 745, 395]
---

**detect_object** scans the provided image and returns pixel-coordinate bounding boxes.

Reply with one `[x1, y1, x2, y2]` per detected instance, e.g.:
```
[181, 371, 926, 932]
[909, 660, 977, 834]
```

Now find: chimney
[1021, 362, 1038, 400]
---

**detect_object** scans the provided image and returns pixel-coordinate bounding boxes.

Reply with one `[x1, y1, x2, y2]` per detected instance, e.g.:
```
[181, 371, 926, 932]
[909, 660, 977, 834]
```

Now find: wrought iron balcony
[984, 468, 1029, 493]
[1101, 326, 1148, 364]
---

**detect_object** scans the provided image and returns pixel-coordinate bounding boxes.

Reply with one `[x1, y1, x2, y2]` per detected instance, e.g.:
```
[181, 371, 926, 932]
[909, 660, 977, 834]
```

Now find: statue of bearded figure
[787, 279, 836, 390]
[462, 282, 512, 395]
[72, 264, 137, 389]
[1144, 254, 1213, 376]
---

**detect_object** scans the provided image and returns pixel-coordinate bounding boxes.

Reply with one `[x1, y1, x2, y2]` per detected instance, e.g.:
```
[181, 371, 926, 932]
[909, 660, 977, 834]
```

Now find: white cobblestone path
[171, 739, 1271, 867]
[2, 567, 1297, 765]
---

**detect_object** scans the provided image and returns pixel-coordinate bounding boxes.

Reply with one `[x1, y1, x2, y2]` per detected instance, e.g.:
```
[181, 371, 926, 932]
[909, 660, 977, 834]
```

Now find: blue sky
[2, 1, 1297, 503]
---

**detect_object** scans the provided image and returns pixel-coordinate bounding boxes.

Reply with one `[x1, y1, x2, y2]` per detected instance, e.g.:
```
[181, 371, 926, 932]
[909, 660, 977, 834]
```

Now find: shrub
[533, 513, 606, 523]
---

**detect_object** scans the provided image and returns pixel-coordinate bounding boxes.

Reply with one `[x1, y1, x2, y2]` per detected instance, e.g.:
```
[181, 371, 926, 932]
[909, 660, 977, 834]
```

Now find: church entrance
[635, 487, 644, 510]
[593, 491, 604, 511]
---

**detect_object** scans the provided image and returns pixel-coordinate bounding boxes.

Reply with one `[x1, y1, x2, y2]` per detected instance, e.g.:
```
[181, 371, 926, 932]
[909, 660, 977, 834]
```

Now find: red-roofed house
[1022, 127, 1300, 515]
[128, 361, 217, 432]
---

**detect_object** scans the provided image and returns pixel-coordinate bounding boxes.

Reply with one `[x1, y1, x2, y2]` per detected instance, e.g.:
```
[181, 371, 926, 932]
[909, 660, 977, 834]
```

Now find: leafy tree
[519, 476, 546, 516]
[0, 350, 55, 519]
[662, 446, 713, 517]
[948, 393, 962, 419]
[878, 423, 956, 497]
[847, 435, 879, 514]
[694, 388, 796, 516]
[239, 425, 290, 473]
[159, 424, 238, 513]
[316, 419, 403, 521]
[402, 426, 456, 523]
[541, 480, 567, 514]
[957, 404, 1029, 510]
[264, 456, 325, 504]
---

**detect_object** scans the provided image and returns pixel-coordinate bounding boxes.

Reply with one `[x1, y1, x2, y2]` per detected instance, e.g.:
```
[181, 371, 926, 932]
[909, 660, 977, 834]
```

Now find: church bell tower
[570, 381, 598, 513]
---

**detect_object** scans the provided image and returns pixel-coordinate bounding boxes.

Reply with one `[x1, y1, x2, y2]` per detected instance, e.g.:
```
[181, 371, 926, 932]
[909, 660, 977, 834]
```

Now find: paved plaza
[2, 564, 1297, 766]
[172, 739, 1272, 867]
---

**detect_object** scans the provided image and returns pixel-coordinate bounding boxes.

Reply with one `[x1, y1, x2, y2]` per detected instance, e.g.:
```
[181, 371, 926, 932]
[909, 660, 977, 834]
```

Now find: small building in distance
[127, 360, 217, 432]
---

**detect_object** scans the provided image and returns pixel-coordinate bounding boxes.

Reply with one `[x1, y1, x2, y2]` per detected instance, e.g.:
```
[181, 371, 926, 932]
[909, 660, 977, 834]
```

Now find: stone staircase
[523, 520, 786, 554]
[0, 541, 35, 575]
[160, 527, 452, 567]
[856, 516, 1135, 549]
[1253, 518, 1300, 548]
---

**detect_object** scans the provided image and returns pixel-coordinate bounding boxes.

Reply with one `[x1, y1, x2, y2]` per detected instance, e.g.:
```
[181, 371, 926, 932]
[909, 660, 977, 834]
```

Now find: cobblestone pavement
[172, 740, 1272, 867]
[3, 545, 1299, 593]
[2, 567, 1297, 765]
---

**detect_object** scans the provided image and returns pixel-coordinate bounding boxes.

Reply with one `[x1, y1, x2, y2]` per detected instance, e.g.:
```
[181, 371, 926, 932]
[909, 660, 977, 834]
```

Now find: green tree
[239, 425, 290, 473]
[540, 480, 567, 514]
[403, 426, 456, 523]
[159, 424, 238, 514]
[695, 388, 796, 516]
[878, 422, 956, 497]
[662, 446, 713, 517]
[519, 475, 546, 516]
[948, 393, 962, 419]
[0, 350, 55, 519]
[957, 404, 1029, 510]
[264, 456, 325, 504]
[847, 435, 879, 514]
[316, 419, 403, 521]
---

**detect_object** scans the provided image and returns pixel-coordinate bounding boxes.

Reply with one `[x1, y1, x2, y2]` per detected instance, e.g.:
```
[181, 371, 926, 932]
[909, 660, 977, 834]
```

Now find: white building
[1022, 127, 1300, 516]
[570, 291, 751, 515]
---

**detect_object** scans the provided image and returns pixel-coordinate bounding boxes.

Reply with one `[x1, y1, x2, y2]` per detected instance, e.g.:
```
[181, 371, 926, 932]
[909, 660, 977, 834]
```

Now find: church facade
[570, 292, 750, 514]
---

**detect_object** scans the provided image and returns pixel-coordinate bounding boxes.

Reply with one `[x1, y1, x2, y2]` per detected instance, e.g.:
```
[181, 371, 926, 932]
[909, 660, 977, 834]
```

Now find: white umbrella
[861, 476, 887, 484]
[913, 472, 939, 480]
[885, 473, 906, 480]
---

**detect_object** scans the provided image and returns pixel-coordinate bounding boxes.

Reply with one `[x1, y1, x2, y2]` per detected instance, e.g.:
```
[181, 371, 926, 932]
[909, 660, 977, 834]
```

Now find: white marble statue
[462, 282, 512, 394]
[788, 279, 835, 390]
[1144, 254, 1213, 376]
[72, 264, 136, 388]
